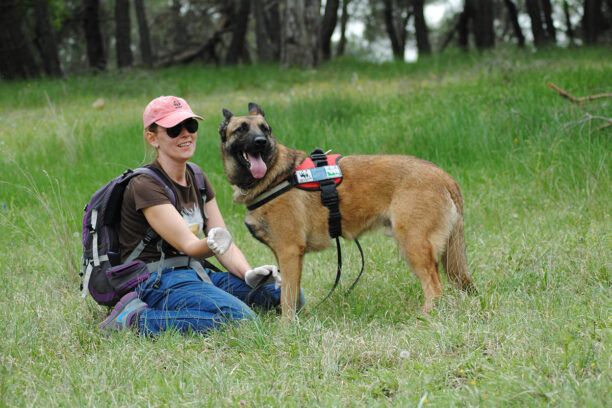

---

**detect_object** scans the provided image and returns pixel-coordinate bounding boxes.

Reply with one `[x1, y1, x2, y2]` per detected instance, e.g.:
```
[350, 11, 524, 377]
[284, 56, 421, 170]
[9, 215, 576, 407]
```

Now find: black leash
[244, 237, 365, 310]
[313, 237, 343, 309]
[312, 237, 365, 310]
[346, 239, 365, 294]
[245, 271, 273, 306]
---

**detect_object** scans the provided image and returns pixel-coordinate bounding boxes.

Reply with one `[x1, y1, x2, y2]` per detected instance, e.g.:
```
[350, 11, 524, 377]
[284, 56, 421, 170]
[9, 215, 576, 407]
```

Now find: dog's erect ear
[219, 109, 233, 142]
[248, 103, 265, 117]
[222, 108, 234, 121]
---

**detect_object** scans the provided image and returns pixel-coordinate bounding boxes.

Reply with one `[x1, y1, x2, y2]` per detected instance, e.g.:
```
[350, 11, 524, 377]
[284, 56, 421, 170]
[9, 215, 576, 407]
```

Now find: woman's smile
[177, 140, 193, 148]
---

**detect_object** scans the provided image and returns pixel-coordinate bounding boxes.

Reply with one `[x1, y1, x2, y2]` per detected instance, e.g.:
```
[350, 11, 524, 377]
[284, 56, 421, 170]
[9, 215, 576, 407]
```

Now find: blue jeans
[135, 267, 282, 336]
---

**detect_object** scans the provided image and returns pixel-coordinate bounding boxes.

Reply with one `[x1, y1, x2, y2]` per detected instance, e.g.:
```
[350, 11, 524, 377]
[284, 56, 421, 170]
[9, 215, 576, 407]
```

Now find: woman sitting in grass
[100, 95, 298, 335]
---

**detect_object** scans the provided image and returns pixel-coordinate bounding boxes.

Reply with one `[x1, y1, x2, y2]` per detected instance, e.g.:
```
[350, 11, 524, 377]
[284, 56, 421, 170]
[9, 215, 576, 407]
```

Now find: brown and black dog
[219, 103, 476, 320]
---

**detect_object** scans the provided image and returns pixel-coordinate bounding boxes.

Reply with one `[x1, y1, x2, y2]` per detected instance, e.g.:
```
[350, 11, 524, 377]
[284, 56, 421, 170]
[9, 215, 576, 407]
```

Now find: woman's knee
[218, 300, 256, 321]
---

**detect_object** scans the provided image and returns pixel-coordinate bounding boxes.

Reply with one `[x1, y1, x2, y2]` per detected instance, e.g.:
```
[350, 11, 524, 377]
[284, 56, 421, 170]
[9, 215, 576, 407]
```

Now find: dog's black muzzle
[248, 133, 268, 153]
[232, 132, 270, 158]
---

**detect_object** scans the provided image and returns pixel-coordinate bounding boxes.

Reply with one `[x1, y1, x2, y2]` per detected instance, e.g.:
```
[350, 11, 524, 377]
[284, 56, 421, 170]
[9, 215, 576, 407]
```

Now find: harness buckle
[309, 148, 328, 167]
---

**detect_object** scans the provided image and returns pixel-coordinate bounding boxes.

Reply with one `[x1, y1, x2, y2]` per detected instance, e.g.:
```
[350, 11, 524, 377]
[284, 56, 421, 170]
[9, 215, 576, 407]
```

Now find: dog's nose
[254, 136, 267, 147]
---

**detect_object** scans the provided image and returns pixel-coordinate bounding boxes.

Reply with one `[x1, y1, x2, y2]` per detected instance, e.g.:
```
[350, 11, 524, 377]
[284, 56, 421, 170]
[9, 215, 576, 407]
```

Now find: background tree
[370, 0, 430, 60]
[33, 0, 63, 77]
[254, 0, 281, 62]
[582, 0, 603, 43]
[457, 0, 473, 50]
[321, 0, 340, 61]
[1, 0, 612, 80]
[281, 0, 321, 68]
[115, 0, 133, 68]
[562, 0, 576, 45]
[457, 0, 494, 50]
[525, 0, 551, 46]
[503, 0, 525, 47]
[542, 0, 557, 43]
[413, 0, 431, 55]
[337, 0, 352, 56]
[133, 0, 154, 66]
[0, 1, 40, 79]
[381, 0, 410, 60]
[82, 0, 106, 71]
[226, 0, 252, 65]
[472, 0, 495, 49]
[169, 0, 188, 53]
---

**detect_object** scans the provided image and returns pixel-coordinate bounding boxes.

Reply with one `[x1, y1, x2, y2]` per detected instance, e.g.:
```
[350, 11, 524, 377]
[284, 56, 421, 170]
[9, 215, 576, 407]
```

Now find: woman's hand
[206, 227, 232, 255]
[244, 265, 282, 289]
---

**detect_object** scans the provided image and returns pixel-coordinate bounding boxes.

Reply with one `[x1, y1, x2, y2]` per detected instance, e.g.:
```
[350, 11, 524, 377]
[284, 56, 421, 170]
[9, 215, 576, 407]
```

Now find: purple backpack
[80, 163, 207, 307]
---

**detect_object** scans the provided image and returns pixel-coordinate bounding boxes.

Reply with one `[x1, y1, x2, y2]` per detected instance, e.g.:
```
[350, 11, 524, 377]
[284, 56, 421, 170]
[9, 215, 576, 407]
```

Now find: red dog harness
[293, 153, 343, 190]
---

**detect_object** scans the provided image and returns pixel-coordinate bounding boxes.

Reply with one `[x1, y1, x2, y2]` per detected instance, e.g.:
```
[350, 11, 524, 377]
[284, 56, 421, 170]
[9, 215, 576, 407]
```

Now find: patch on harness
[294, 154, 343, 190]
[295, 165, 342, 184]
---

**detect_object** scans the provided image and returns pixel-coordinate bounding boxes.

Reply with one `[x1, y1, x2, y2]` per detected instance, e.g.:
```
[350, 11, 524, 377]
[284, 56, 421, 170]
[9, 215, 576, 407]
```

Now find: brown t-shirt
[119, 161, 215, 263]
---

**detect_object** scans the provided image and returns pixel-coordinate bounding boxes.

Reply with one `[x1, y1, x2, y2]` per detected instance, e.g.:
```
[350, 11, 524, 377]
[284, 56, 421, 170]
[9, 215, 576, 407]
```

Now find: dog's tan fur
[219, 104, 475, 320]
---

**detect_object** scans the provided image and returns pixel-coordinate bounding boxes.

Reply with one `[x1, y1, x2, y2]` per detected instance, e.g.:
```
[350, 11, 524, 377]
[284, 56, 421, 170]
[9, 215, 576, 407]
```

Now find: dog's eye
[259, 124, 271, 134]
[238, 122, 249, 133]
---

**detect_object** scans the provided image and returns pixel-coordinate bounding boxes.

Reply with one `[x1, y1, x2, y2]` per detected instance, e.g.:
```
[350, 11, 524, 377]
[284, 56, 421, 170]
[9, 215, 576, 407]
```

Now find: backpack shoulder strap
[186, 162, 207, 207]
[136, 166, 179, 207]
[123, 166, 180, 263]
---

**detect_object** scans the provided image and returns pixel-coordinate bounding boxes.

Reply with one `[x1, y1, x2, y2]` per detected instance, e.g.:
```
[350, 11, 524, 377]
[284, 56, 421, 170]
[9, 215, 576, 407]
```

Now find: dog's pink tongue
[247, 152, 267, 179]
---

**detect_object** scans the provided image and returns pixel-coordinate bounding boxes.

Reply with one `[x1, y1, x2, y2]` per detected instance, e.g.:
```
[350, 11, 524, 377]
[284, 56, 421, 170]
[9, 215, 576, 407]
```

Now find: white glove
[244, 265, 282, 289]
[206, 227, 232, 255]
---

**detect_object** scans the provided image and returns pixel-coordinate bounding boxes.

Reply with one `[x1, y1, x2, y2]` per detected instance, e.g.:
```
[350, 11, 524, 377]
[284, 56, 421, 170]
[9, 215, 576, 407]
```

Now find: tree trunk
[541, 0, 557, 43]
[133, 0, 153, 66]
[321, 0, 340, 61]
[254, 0, 281, 62]
[473, 0, 495, 49]
[0, 1, 39, 79]
[503, 0, 525, 47]
[281, 0, 321, 68]
[115, 0, 133, 68]
[83, 0, 107, 71]
[170, 0, 187, 52]
[413, 0, 431, 55]
[382, 0, 404, 59]
[226, 0, 251, 64]
[457, 3, 473, 50]
[562, 0, 575, 45]
[582, 0, 602, 44]
[337, 0, 350, 56]
[33, 0, 63, 77]
[525, 0, 548, 46]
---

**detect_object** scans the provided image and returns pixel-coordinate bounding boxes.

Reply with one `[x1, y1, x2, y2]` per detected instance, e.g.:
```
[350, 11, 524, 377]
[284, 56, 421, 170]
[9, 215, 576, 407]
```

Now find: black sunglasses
[165, 118, 199, 138]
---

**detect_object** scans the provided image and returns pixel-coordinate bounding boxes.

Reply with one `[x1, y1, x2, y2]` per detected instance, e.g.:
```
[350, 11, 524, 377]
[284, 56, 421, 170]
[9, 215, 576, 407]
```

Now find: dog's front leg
[275, 244, 305, 322]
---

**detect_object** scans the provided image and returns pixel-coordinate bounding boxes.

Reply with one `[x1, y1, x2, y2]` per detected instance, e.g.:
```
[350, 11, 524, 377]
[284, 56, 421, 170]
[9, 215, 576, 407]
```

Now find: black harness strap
[308, 150, 344, 304]
[308, 148, 342, 239]
[320, 180, 342, 238]
[310, 149, 329, 167]
[247, 181, 293, 211]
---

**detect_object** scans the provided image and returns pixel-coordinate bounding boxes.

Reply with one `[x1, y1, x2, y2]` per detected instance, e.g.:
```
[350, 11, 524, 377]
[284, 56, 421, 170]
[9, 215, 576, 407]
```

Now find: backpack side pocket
[105, 260, 150, 297]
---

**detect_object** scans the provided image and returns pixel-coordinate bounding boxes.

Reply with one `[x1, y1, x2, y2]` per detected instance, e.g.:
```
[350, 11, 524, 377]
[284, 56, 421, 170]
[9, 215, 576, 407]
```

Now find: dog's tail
[443, 186, 476, 294]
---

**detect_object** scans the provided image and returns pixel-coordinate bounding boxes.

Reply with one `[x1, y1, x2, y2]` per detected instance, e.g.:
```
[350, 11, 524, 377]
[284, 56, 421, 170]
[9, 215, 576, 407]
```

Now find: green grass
[0, 47, 610, 406]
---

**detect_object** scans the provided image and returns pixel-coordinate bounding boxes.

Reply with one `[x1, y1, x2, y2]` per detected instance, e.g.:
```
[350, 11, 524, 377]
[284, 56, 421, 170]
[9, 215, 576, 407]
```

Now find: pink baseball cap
[143, 96, 203, 128]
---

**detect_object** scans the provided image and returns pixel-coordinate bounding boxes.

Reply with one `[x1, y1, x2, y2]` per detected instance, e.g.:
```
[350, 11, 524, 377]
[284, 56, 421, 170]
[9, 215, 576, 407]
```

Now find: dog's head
[219, 102, 277, 189]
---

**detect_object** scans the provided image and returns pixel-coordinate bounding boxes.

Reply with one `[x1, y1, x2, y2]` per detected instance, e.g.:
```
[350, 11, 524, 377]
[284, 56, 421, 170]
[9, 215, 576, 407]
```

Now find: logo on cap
[173, 99, 182, 109]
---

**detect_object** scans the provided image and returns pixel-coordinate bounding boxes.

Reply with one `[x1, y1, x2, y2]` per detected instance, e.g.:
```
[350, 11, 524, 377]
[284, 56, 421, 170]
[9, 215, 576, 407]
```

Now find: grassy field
[0, 47, 610, 406]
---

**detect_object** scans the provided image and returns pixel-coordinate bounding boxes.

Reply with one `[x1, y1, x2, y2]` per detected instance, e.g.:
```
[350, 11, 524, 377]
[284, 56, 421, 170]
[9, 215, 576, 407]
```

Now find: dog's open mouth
[240, 151, 267, 179]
